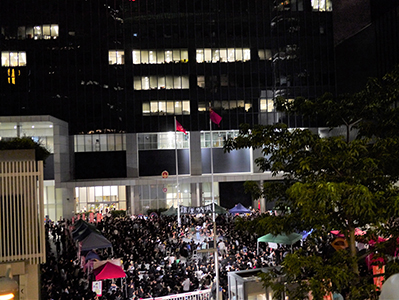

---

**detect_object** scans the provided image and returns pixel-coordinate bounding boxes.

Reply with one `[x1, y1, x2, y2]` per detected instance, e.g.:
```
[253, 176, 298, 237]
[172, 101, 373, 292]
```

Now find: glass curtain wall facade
[0, 0, 335, 135]
[0, 0, 335, 216]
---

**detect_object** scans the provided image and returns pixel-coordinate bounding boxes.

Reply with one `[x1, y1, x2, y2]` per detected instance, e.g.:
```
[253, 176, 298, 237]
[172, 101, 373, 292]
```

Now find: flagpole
[174, 116, 181, 227]
[210, 116, 220, 300]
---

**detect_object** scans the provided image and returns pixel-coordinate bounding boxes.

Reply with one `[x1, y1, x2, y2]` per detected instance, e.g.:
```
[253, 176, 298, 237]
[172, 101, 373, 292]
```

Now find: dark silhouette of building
[335, 0, 399, 94]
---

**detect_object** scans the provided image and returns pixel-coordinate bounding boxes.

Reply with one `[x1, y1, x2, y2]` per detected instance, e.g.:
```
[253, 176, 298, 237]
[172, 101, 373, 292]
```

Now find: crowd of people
[41, 211, 290, 300]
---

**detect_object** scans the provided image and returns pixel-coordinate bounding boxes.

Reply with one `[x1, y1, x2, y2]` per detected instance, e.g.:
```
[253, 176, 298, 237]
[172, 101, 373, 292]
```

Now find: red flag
[176, 120, 187, 134]
[210, 108, 222, 125]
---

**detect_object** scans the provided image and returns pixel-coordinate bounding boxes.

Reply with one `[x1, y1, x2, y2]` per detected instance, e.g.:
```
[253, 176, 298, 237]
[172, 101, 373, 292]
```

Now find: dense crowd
[41, 212, 289, 300]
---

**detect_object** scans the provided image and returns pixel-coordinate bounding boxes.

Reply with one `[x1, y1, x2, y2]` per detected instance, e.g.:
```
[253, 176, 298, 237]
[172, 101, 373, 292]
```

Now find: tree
[0, 137, 51, 162]
[224, 67, 399, 299]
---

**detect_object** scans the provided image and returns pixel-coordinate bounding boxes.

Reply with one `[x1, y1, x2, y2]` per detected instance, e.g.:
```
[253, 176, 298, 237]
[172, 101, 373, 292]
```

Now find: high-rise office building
[335, 0, 399, 94]
[0, 0, 335, 220]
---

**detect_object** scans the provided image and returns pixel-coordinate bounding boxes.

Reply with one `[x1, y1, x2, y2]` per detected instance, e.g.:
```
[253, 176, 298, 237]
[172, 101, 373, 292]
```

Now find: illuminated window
[258, 49, 272, 60]
[245, 103, 252, 112]
[143, 100, 190, 115]
[132, 49, 188, 64]
[182, 101, 190, 114]
[7, 68, 20, 84]
[1, 52, 27, 67]
[159, 101, 166, 114]
[109, 50, 125, 65]
[167, 101, 174, 114]
[34, 26, 42, 39]
[197, 76, 205, 88]
[142, 102, 150, 114]
[260, 99, 275, 112]
[134, 76, 189, 90]
[312, 0, 332, 11]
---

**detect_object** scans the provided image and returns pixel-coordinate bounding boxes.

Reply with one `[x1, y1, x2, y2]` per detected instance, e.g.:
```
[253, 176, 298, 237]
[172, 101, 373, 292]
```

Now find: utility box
[228, 268, 276, 300]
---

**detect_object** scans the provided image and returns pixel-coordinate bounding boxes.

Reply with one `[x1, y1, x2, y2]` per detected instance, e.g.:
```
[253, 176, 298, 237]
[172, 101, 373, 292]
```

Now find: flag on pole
[210, 108, 222, 126]
[176, 120, 187, 135]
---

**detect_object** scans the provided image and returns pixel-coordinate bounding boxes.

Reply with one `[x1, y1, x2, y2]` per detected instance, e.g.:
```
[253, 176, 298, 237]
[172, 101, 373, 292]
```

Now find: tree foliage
[0, 137, 51, 162]
[224, 66, 399, 299]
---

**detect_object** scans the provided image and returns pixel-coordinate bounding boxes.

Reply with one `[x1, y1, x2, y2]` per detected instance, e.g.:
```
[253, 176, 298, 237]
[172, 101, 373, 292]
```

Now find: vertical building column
[191, 182, 202, 207]
[252, 147, 263, 174]
[259, 180, 266, 213]
[190, 131, 202, 176]
[61, 187, 75, 220]
[53, 120, 71, 183]
[252, 147, 266, 213]
[126, 185, 141, 216]
[126, 133, 139, 178]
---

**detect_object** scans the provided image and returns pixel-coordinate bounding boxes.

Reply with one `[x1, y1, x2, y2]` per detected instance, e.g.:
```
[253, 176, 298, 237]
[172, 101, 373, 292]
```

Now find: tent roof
[94, 262, 126, 280]
[72, 221, 101, 241]
[161, 206, 177, 216]
[213, 204, 228, 214]
[229, 203, 251, 214]
[257, 233, 302, 245]
[72, 220, 88, 237]
[81, 232, 112, 252]
[85, 251, 100, 261]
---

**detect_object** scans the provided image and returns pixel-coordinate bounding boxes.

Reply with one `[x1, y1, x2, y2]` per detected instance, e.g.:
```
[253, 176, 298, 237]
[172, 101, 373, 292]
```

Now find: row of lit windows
[110, 49, 273, 65]
[74, 133, 126, 152]
[196, 48, 250, 63]
[137, 130, 239, 150]
[1, 52, 27, 67]
[75, 186, 127, 213]
[132, 49, 188, 64]
[142, 101, 190, 115]
[274, 0, 332, 12]
[0, 48, 267, 67]
[141, 99, 253, 115]
[134, 76, 189, 90]
[138, 132, 189, 150]
[17, 24, 59, 40]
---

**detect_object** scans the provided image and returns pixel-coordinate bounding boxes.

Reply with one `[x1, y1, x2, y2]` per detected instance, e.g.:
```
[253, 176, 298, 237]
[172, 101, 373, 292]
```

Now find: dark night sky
[333, 0, 371, 45]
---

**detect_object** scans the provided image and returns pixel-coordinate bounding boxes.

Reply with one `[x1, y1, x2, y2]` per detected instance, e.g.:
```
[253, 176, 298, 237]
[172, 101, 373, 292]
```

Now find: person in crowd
[41, 211, 297, 300]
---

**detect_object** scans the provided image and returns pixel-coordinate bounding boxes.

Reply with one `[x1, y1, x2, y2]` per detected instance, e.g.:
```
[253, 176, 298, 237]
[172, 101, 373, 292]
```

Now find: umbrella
[257, 233, 302, 254]
[94, 261, 126, 280]
[300, 229, 314, 239]
[257, 233, 302, 245]
[379, 273, 399, 300]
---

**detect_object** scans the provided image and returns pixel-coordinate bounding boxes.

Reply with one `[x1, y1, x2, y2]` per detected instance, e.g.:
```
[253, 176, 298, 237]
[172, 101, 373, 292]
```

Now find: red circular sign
[163, 187, 167, 193]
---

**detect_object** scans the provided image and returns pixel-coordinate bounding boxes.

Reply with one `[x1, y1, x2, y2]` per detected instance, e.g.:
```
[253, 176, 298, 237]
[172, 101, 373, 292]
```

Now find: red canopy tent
[331, 228, 366, 237]
[93, 261, 126, 280]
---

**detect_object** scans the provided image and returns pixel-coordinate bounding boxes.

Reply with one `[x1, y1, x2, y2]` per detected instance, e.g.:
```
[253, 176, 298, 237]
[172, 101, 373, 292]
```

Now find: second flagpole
[174, 116, 181, 227]
[210, 116, 220, 300]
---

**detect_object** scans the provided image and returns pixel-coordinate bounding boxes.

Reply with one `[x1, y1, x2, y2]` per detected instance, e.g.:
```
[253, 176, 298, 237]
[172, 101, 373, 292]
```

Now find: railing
[140, 289, 212, 300]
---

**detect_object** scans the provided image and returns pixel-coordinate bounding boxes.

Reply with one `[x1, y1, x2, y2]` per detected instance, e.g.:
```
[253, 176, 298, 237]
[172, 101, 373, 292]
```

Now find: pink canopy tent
[93, 261, 126, 280]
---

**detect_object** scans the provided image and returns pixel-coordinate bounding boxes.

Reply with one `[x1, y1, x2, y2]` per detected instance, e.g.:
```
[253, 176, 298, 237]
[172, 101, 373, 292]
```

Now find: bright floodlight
[0, 293, 14, 300]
